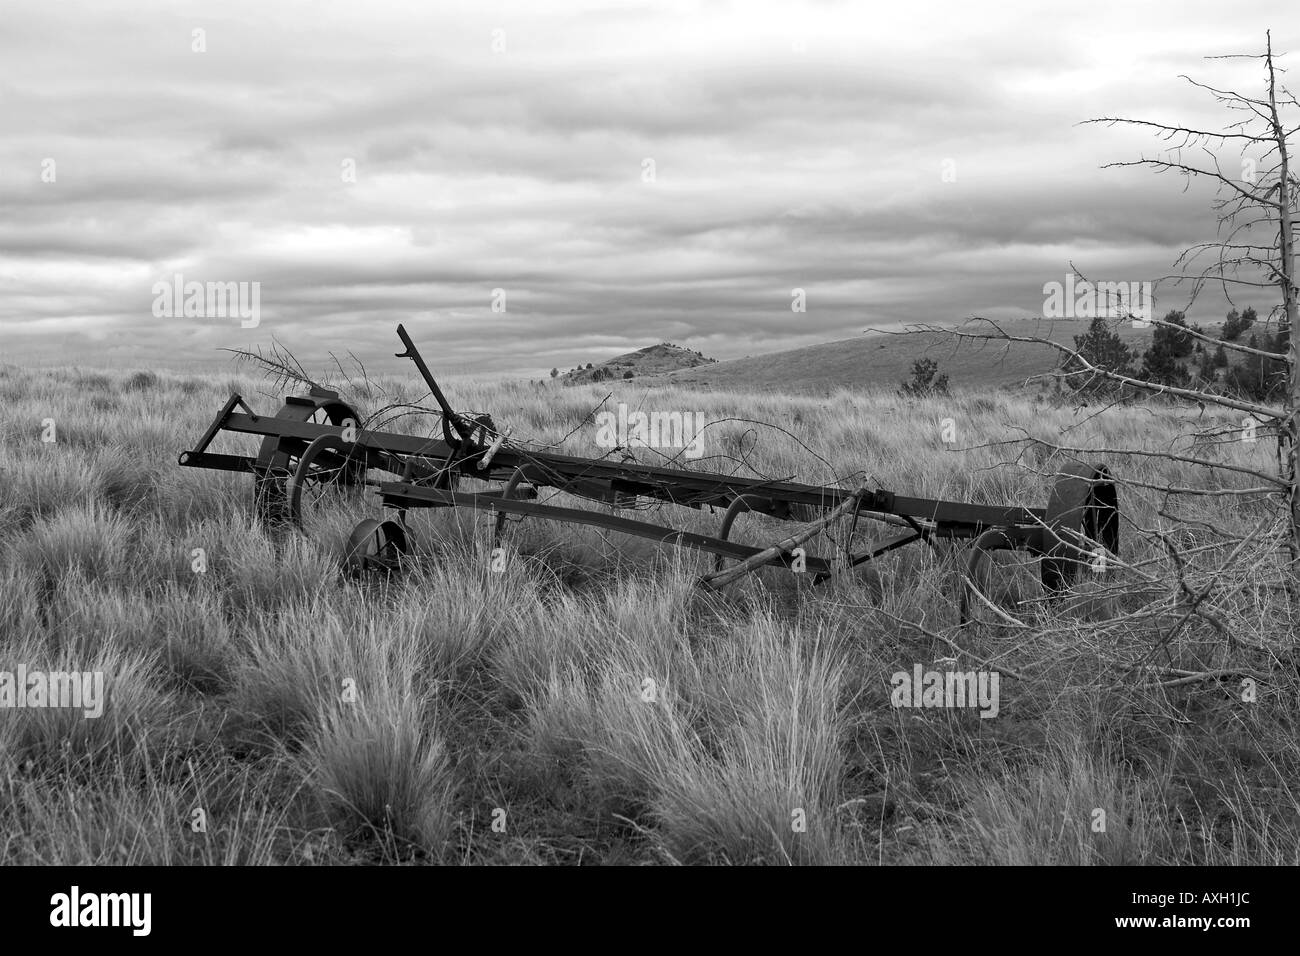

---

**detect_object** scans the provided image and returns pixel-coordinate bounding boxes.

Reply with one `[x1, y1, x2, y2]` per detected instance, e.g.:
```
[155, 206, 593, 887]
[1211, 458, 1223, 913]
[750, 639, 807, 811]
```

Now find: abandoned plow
[179, 324, 1120, 623]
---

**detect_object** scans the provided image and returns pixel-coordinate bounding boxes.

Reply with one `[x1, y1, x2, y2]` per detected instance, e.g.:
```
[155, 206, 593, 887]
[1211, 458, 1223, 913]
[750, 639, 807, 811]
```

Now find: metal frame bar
[181, 406, 1048, 536]
[380, 483, 839, 578]
[177, 450, 259, 473]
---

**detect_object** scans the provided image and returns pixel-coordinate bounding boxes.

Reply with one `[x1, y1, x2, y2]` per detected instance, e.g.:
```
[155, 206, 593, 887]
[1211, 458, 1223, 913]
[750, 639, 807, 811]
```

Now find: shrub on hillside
[1224, 328, 1290, 401]
[1221, 306, 1257, 342]
[1062, 316, 1135, 395]
[1139, 311, 1195, 387]
[899, 358, 949, 398]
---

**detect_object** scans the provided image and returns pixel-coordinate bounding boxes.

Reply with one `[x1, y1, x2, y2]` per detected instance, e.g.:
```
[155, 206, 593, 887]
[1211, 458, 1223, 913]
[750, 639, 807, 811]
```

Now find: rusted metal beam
[377, 483, 838, 577]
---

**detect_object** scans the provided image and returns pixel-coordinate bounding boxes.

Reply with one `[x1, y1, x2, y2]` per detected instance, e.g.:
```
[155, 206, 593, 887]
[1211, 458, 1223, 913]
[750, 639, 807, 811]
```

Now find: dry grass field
[0, 360, 1296, 865]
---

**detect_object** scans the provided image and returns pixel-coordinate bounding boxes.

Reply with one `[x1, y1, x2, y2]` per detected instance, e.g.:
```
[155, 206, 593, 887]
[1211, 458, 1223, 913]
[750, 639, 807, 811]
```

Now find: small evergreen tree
[1222, 309, 1242, 340]
[899, 358, 949, 397]
[1155, 310, 1194, 357]
[1221, 306, 1259, 341]
[1139, 311, 1195, 387]
[1063, 316, 1135, 394]
[1226, 327, 1289, 401]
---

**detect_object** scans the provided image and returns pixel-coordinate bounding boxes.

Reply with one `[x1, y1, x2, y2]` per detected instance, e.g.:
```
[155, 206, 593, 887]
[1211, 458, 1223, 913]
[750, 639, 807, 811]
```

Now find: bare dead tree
[896, 35, 1299, 619]
[848, 33, 1300, 699]
[1079, 32, 1299, 551]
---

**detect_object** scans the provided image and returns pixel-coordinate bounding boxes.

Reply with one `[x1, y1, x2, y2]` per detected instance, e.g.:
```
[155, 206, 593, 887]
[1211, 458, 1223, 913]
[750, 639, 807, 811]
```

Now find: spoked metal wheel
[287, 434, 369, 532]
[253, 389, 361, 524]
[343, 518, 409, 576]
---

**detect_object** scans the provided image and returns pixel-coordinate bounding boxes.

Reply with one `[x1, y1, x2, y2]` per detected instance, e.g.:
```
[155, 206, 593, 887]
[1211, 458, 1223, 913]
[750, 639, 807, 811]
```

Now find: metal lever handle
[395, 323, 472, 446]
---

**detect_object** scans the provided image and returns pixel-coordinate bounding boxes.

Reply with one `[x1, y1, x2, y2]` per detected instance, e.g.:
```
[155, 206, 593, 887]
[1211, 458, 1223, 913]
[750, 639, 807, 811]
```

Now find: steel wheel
[343, 518, 409, 576]
[253, 389, 360, 524]
[287, 434, 367, 531]
[1040, 463, 1119, 591]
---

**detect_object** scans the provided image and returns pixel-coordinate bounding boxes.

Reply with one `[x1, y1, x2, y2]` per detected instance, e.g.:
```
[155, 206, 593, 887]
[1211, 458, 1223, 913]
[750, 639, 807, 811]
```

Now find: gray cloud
[0, 0, 1292, 376]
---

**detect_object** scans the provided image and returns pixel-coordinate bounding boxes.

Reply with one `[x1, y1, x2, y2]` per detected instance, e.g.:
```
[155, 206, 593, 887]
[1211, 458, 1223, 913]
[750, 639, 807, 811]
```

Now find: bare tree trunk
[1265, 33, 1300, 586]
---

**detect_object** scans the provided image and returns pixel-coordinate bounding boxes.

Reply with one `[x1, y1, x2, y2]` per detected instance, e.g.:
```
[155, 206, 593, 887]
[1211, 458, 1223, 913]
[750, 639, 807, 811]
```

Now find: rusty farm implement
[178, 324, 1120, 621]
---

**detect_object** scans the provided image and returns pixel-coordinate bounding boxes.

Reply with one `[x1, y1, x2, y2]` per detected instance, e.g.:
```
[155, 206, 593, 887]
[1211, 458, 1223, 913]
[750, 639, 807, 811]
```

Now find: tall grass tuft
[303, 688, 458, 860]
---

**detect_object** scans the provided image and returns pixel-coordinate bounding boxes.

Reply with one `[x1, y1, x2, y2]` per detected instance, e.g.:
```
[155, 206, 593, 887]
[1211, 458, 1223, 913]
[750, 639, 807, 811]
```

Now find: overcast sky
[0, 0, 1293, 376]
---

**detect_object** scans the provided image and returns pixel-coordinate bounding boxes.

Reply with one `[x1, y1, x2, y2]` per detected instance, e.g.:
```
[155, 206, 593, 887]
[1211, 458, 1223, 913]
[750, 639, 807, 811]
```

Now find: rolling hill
[644, 319, 1186, 395]
[559, 342, 716, 384]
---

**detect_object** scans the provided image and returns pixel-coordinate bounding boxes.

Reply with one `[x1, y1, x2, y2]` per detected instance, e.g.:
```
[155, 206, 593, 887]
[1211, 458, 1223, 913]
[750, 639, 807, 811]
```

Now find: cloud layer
[0, 0, 1292, 375]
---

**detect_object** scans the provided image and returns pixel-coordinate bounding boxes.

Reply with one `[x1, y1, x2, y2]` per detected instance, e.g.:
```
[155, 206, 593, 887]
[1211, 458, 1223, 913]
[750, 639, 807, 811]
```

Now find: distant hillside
[560, 342, 716, 384]
[649, 320, 1181, 396]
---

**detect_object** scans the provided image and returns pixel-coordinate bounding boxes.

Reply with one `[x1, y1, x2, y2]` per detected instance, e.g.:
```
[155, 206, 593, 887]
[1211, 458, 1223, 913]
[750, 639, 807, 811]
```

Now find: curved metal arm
[395, 323, 472, 446]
